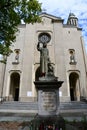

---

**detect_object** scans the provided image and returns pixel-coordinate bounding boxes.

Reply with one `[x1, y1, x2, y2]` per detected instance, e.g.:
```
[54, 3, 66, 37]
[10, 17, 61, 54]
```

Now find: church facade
[0, 13, 87, 102]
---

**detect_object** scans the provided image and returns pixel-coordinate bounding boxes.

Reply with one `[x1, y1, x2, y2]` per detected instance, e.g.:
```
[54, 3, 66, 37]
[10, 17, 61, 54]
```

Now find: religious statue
[48, 61, 54, 75]
[15, 53, 19, 62]
[15, 50, 19, 63]
[70, 51, 76, 64]
[37, 42, 54, 77]
[37, 42, 49, 75]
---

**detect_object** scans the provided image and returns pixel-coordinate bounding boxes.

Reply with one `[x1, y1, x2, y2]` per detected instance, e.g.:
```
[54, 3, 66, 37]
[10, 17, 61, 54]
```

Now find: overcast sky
[39, 0, 87, 52]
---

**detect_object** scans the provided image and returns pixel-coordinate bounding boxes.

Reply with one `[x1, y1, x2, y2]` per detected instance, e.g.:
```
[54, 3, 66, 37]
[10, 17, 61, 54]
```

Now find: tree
[0, 0, 42, 62]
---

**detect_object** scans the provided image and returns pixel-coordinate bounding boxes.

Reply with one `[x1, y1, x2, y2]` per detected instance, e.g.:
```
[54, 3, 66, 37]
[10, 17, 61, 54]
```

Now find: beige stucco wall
[62, 27, 87, 98]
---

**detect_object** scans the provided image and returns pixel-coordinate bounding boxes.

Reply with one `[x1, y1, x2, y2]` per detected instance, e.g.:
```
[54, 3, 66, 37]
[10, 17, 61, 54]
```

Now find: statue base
[31, 114, 65, 130]
[34, 73, 63, 117]
[34, 72, 64, 129]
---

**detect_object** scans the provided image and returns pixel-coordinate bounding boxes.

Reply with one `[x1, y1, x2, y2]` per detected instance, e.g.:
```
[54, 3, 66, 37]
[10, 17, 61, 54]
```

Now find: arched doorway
[10, 72, 20, 101]
[69, 72, 80, 101]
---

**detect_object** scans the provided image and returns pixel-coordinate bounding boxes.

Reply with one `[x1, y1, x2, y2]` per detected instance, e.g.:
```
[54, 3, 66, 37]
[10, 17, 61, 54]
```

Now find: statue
[70, 51, 76, 64]
[15, 53, 19, 62]
[37, 42, 54, 77]
[48, 61, 54, 75]
[70, 54, 75, 63]
[37, 42, 49, 75]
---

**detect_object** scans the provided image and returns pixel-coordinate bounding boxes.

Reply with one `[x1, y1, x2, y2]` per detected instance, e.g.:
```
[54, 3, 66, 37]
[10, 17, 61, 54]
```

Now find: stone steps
[60, 101, 87, 110]
[0, 101, 87, 121]
[0, 101, 38, 110]
[0, 101, 87, 111]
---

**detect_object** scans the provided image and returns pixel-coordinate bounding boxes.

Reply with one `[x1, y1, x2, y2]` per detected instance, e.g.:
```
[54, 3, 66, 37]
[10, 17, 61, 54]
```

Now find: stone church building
[0, 13, 87, 102]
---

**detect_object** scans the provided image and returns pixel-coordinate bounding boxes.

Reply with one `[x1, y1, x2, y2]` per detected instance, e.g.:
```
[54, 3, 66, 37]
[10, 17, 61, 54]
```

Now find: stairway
[60, 101, 87, 121]
[0, 101, 38, 121]
[0, 101, 87, 121]
[0, 101, 38, 110]
[60, 101, 87, 110]
[0, 101, 87, 111]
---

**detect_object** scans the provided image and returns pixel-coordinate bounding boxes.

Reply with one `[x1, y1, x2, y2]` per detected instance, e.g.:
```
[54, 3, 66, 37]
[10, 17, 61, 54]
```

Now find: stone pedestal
[34, 73, 64, 129]
[34, 75, 63, 117]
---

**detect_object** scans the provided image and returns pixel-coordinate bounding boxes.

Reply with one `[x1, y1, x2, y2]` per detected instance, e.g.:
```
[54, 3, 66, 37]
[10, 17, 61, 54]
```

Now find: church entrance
[69, 72, 80, 101]
[10, 72, 20, 101]
[14, 87, 19, 101]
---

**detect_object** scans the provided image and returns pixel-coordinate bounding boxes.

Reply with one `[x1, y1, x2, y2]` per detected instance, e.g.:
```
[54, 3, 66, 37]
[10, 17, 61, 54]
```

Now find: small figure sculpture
[48, 60, 54, 75]
[15, 54, 19, 62]
[15, 50, 19, 63]
[70, 51, 76, 64]
[70, 54, 75, 63]
[37, 42, 49, 75]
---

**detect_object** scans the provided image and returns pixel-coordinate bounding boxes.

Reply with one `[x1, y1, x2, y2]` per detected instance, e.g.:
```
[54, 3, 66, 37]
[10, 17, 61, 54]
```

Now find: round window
[38, 33, 51, 44]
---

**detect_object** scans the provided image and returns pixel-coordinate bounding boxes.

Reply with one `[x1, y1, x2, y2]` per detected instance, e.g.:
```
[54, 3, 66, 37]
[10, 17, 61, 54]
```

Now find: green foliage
[0, 0, 42, 58]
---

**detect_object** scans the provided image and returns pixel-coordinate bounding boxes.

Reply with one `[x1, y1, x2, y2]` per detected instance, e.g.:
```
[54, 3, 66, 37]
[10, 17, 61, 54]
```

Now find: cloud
[39, 0, 87, 52]
[39, 0, 87, 13]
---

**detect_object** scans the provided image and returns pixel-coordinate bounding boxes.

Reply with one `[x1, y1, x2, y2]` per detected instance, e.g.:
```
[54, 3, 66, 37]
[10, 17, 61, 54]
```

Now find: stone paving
[0, 121, 86, 130]
[0, 122, 30, 130]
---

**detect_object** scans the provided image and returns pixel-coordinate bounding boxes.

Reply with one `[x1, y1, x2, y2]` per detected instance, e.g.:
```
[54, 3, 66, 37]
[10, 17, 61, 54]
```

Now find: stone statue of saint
[70, 52, 76, 63]
[15, 53, 19, 63]
[37, 42, 49, 75]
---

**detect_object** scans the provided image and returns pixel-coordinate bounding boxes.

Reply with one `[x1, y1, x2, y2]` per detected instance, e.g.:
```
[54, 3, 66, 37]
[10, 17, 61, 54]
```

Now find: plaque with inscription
[41, 91, 57, 111]
[38, 90, 59, 116]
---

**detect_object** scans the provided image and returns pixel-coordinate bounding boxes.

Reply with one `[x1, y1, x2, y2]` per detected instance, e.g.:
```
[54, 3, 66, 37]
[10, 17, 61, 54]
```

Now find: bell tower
[67, 13, 78, 26]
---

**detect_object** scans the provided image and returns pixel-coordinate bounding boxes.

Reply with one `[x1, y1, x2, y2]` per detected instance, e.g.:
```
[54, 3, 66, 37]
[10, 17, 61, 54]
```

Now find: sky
[38, 0, 87, 52]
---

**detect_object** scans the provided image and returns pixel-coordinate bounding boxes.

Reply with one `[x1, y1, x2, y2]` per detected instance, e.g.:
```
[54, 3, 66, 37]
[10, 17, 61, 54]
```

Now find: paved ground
[0, 119, 86, 130]
[0, 122, 32, 130]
